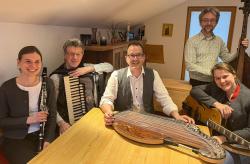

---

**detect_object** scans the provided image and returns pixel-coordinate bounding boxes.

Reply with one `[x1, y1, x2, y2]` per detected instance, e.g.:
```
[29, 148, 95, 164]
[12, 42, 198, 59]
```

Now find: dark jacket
[190, 82, 250, 141]
[50, 63, 96, 123]
[0, 77, 56, 142]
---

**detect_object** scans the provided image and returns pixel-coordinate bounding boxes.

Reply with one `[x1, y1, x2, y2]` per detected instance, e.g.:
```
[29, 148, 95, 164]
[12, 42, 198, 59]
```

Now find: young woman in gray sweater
[0, 46, 56, 164]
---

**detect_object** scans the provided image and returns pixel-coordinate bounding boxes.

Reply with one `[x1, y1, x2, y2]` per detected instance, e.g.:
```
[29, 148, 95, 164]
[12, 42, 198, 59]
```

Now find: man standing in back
[185, 7, 248, 86]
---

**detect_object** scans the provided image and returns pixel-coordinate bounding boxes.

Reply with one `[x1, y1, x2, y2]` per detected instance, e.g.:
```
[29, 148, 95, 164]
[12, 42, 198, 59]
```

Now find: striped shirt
[184, 32, 237, 82]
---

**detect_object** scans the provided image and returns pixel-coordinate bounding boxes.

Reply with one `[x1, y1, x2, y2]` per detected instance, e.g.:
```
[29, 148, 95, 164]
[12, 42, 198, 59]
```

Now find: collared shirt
[185, 32, 237, 82]
[100, 67, 178, 116]
[128, 67, 144, 111]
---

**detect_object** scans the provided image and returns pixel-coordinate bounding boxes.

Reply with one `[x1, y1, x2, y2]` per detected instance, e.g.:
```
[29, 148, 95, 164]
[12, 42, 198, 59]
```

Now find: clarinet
[38, 67, 48, 152]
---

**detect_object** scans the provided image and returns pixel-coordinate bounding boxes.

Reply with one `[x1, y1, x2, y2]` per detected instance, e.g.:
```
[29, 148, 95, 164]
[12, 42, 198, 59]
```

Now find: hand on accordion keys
[26, 111, 49, 124]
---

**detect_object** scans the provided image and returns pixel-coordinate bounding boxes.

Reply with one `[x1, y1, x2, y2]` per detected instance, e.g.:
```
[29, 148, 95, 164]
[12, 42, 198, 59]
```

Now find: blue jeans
[224, 151, 250, 164]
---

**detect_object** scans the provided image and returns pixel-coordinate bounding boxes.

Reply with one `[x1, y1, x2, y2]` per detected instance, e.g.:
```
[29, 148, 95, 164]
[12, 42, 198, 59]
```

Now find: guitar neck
[207, 119, 250, 149]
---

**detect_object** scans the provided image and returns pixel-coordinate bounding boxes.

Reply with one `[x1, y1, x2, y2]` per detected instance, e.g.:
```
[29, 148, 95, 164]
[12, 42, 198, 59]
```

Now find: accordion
[64, 75, 95, 124]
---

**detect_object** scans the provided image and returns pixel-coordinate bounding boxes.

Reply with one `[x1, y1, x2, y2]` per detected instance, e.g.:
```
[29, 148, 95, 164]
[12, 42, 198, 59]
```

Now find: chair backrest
[95, 72, 111, 106]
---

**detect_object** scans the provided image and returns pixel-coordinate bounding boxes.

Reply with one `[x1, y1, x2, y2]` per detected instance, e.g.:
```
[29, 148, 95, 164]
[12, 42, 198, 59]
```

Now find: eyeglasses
[126, 53, 144, 59]
[201, 19, 217, 24]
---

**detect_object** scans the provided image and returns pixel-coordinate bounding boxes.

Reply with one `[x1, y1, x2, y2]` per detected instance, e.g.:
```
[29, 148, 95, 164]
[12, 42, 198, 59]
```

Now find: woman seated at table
[0, 46, 56, 163]
[190, 62, 250, 164]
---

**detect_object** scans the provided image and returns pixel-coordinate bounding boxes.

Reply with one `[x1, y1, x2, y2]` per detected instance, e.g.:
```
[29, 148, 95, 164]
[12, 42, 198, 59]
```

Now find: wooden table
[29, 108, 210, 164]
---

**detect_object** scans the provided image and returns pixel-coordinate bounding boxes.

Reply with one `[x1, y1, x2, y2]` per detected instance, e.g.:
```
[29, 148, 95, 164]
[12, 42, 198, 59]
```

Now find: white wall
[145, 0, 249, 80]
[0, 23, 96, 85]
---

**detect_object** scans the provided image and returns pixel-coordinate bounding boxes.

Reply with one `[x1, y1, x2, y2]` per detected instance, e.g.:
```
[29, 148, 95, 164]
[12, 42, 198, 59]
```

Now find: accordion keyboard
[64, 76, 87, 125]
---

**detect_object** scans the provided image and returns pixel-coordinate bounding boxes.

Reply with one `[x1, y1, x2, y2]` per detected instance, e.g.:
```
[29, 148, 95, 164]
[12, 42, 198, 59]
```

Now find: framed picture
[162, 24, 173, 37]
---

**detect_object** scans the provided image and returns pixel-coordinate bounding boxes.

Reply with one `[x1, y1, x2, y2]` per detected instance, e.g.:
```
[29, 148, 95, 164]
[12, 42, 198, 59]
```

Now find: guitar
[182, 95, 222, 125]
[207, 119, 250, 156]
[183, 95, 250, 156]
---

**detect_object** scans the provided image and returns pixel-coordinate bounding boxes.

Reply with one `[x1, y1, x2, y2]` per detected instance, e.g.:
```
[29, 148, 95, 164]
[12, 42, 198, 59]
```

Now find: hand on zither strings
[170, 111, 195, 124]
[104, 112, 115, 126]
[176, 115, 195, 124]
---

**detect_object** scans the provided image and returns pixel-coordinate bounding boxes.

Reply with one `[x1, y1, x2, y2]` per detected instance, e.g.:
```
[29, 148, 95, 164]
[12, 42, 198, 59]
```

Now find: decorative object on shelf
[126, 23, 130, 42]
[110, 24, 118, 44]
[80, 34, 91, 46]
[118, 32, 126, 41]
[162, 24, 173, 37]
[91, 28, 98, 44]
[100, 36, 107, 46]
[127, 32, 134, 41]
[139, 25, 145, 40]
[97, 31, 102, 45]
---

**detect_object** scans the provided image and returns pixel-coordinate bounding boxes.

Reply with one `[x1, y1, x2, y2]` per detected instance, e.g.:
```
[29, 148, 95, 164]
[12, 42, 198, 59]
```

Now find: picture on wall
[162, 24, 173, 37]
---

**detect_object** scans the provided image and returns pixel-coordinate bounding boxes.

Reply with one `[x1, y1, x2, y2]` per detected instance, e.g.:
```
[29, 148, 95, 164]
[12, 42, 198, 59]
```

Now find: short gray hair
[63, 38, 84, 54]
[199, 7, 220, 24]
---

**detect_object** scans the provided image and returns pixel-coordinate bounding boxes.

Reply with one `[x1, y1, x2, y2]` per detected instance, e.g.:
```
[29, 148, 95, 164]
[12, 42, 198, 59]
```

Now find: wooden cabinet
[84, 43, 128, 70]
[154, 79, 191, 113]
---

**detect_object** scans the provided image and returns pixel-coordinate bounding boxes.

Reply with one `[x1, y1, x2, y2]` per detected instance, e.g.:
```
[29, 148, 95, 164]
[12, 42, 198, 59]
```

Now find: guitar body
[183, 95, 222, 125]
